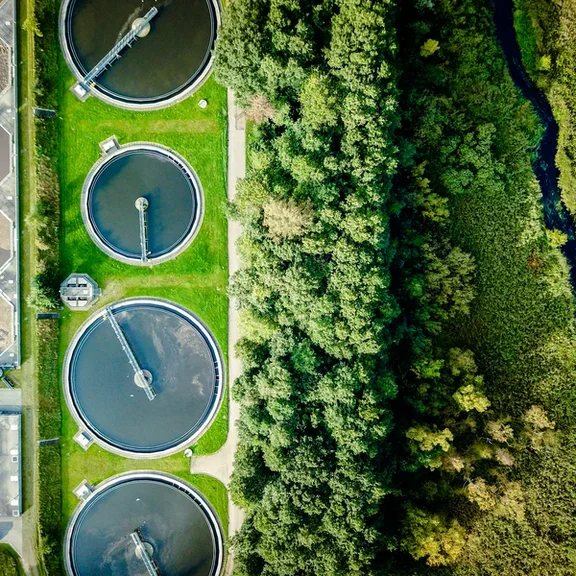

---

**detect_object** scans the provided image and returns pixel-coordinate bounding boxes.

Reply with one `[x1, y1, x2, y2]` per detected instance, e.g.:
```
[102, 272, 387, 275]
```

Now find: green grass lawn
[57, 67, 230, 529]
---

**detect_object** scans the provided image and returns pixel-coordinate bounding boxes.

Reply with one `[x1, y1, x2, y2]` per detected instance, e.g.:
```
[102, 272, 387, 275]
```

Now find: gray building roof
[0, 412, 20, 517]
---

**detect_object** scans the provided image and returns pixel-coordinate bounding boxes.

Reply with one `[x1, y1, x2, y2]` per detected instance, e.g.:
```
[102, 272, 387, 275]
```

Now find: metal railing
[104, 306, 156, 401]
[130, 529, 162, 576]
[138, 202, 150, 263]
[81, 7, 158, 88]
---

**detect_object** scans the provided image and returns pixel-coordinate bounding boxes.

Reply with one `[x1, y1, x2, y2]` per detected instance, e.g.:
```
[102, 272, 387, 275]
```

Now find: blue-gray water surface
[69, 303, 218, 453]
[88, 150, 197, 260]
[65, 0, 216, 102]
[70, 478, 216, 575]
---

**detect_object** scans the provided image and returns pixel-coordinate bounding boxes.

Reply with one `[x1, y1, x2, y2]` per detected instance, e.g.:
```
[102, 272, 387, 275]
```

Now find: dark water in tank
[65, 0, 216, 102]
[88, 150, 197, 260]
[69, 302, 218, 453]
[70, 478, 217, 575]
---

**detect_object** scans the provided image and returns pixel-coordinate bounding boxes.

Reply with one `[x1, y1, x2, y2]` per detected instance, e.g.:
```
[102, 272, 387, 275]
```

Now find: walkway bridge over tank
[71, 7, 158, 101]
[104, 306, 157, 401]
[130, 529, 162, 575]
[135, 197, 150, 264]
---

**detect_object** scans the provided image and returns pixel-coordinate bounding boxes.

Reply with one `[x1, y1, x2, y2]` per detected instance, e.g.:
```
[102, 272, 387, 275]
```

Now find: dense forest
[217, 1, 400, 573]
[215, 0, 576, 574]
[513, 0, 576, 215]
[392, 0, 576, 573]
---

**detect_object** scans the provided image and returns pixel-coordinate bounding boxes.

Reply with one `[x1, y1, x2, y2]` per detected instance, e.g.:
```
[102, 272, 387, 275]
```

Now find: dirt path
[190, 90, 246, 576]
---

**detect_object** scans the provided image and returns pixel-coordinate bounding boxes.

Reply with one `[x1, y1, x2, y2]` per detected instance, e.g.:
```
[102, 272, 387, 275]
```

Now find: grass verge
[55, 42, 230, 560]
[56, 71, 230, 459]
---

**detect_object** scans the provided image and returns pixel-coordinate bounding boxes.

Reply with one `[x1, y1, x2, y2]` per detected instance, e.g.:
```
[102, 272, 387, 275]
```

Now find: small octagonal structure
[60, 274, 102, 310]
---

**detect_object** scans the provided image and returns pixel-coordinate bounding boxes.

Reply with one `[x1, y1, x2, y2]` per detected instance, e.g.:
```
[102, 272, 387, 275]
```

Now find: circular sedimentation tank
[60, 0, 220, 109]
[65, 472, 224, 576]
[64, 298, 224, 458]
[82, 142, 203, 266]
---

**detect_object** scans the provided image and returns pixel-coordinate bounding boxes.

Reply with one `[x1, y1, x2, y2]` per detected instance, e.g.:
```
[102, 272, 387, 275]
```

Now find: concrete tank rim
[63, 470, 226, 576]
[62, 297, 226, 459]
[80, 140, 205, 266]
[58, 0, 222, 111]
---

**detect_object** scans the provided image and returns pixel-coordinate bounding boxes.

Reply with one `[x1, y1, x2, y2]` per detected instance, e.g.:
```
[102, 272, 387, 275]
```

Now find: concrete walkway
[190, 90, 246, 575]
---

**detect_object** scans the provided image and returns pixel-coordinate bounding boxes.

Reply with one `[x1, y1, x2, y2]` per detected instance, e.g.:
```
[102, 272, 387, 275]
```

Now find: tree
[524, 405, 556, 451]
[453, 382, 490, 413]
[263, 198, 314, 240]
[403, 506, 467, 566]
[537, 54, 552, 71]
[300, 73, 339, 130]
[448, 347, 477, 376]
[466, 478, 498, 511]
[238, 309, 277, 343]
[546, 228, 567, 247]
[494, 481, 525, 522]
[246, 94, 277, 124]
[406, 426, 453, 469]
[486, 420, 514, 443]
[28, 272, 60, 311]
[22, 17, 43, 37]
[442, 450, 466, 473]
[524, 405, 555, 430]
[420, 38, 440, 57]
[216, 0, 401, 572]
[494, 447, 515, 467]
[213, 0, 270, 102]
[424, 245, 475, 318]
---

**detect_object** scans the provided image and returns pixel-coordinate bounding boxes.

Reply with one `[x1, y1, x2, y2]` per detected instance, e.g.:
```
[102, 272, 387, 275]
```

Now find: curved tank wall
[60, 0, 221, 110]
[65, 472, 225, 576]
[63, 298, 224, 458]
[81, 142, 203, 266]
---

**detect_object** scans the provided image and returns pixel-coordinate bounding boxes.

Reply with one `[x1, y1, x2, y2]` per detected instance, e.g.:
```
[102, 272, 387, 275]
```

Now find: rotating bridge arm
[105, 306, 157, 401]
[130, 529, 162, 576]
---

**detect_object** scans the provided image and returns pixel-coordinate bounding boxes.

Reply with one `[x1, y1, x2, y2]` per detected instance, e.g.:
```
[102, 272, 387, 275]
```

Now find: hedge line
[32, 0, 62, 573]
[30, 0, 60, 310]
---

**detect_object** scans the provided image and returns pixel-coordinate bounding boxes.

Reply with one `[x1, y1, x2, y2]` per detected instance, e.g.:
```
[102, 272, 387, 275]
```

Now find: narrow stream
[493, 0, 576, 283]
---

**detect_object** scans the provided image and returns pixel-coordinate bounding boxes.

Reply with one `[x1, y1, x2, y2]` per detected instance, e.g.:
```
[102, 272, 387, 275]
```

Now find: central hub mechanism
[130, 528, 161, 575]
[134, 540, 155, 559]
[132, 18, 151, 38]
[135, 197, 149, 211]
[134, 369, 153, 389]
